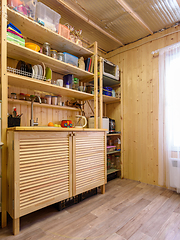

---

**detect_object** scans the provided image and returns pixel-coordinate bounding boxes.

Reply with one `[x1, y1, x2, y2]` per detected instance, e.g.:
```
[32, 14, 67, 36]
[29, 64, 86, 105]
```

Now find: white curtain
[159, 42, 180, 193]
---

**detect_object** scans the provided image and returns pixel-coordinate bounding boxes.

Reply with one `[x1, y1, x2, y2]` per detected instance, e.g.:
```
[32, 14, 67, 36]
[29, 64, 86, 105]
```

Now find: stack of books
[85, 56, 94, 73]
[7, 22, 25, 46]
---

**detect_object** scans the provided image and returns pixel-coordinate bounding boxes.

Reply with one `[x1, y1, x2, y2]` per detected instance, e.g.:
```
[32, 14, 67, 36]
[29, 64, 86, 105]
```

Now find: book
[90, 55, 94, 73]
[88, 57, 92, 72]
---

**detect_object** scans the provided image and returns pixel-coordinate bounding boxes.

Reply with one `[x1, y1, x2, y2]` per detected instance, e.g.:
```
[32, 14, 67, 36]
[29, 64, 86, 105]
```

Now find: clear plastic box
[63, 52, 78, 67]
[36, 2, 61, 32]
[58, 24, 70, 39]
[7, 0, 37, 20]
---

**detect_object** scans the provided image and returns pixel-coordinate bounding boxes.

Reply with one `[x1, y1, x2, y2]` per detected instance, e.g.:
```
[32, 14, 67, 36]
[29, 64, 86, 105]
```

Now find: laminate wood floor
[1, 178, 180, 240]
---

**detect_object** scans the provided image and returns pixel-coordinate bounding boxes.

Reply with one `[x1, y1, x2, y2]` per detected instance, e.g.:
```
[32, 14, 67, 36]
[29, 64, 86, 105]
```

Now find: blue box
[63, 52, 78, 67]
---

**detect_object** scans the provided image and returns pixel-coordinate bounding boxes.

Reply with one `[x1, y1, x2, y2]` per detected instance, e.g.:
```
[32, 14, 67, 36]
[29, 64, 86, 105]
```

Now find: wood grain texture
[1, 178, 180, 239]
[106, 25, 180, 186]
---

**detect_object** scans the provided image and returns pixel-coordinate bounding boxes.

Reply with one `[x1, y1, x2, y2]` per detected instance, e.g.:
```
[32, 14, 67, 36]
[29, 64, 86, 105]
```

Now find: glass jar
[19, 93, 25, 100]
[11, 93, 17, 99]
[41, 97, 47, 104]
[57, 52, 64, 61]
[52, 96, 57, 105]
[57, 95, 62, 106]
[51, 50, 57, 59]
[115, 156, 121, 169]
[25, 94, 31, 101]
[42, 42, 51, 56]
[45, 95, 52, 104]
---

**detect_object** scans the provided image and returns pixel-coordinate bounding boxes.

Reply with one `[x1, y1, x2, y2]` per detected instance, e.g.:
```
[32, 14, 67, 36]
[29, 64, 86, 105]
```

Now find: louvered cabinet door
[14, 131, 72, 218]
[73, 131, 107, 195]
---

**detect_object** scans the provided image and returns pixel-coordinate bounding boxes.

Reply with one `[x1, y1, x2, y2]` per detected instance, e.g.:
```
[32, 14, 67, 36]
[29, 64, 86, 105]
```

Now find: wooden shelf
[7, 7, 93, 58]
[107, 150, 121, 155]
[107, 133, 121, 136]
[107, 168, 120, 175]
[7, 41, 94, 81]
[103, 95, 121, 104]
[8, 99, 80, 111]
[7, 73, 94, 101]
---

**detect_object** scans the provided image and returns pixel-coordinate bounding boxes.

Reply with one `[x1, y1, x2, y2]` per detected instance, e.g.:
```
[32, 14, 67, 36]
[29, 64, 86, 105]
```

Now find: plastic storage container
[45, 95, 52, 104]
[8, 0, 37, 19]
[103, 87, 112, 96]
[19, 93, 25, 100]
[107, 146, 116, 152]
[63, 52, 78, 67]
[63, 74, 74, 89]
[52, 96, 57, 105]
[58, 24, 70, 39]
[11, 93, 17, 99]
[36, 2, 61, 32]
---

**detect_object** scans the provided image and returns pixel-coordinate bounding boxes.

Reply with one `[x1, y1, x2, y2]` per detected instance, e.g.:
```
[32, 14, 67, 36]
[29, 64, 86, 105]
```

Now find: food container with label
[25, 94, 31, 101]
[41, 97, 47, 104]
[63, 74, 74, 89]
[51, 50, 57, 59]
[52, 96, 57, 105]
[45, 95, 51, 104]
[42, 42, 51, 56]
[57, 95, 62, 106]
[19, 93, 25, 100]
[11, 93, 17, 99]
[57, 52, 64, 61]
[107, 146, 116, 152]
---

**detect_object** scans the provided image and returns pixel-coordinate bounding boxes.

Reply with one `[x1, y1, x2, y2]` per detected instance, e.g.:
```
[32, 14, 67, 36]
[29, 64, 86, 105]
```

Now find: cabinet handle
[69, 133, 73, 137]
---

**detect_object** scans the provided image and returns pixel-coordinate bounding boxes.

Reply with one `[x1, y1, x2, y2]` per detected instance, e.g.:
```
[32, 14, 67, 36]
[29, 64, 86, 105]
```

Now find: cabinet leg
[13, 218, 20, 235]
[100, 184, 105, 194]
[117, 171, 121, 178]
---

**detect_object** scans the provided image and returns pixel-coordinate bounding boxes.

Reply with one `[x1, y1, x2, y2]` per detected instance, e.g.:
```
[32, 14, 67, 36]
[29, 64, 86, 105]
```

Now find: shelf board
[8, 99, 80, 111]
[7, 73, 94, 101]
[107, 168, 120, 175]
[103, 95, 121, 104]
[7, 7, 93, 58]
[107, 150, 121, 155]
[7, 41, 94, 81]
[107, 133, 121, 136]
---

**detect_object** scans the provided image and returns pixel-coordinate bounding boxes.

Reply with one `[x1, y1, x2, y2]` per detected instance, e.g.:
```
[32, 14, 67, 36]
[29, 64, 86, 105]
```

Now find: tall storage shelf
[99, 57, 122, 179]
[1, 0, 100, 232]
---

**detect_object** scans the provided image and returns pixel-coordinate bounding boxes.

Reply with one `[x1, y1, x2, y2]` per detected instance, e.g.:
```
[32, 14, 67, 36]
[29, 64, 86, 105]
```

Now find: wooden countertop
[7, 127, 107, 132]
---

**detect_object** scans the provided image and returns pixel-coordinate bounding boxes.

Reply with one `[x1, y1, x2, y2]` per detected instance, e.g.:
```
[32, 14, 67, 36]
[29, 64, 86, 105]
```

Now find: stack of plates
[32, 63, 45, 80]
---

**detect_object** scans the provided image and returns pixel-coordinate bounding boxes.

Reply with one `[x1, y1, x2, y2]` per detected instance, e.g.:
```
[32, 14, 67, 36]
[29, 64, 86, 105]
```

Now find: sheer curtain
[159, 42, 180, 193]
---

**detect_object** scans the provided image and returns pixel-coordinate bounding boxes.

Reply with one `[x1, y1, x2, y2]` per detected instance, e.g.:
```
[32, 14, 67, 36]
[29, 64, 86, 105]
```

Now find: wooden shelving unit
[7, 7, 93, 58]
[1, 0, 100, 231]
[8, 99, 80, 111]
[107, 168, 120, 175]
[7, 73, 94, 100]
[7, 41, 94, 81]
[103, 95, 121, 104]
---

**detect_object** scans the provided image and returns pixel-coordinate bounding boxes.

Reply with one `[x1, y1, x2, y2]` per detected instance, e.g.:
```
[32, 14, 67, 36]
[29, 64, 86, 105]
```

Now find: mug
[57, 79, 63, 87]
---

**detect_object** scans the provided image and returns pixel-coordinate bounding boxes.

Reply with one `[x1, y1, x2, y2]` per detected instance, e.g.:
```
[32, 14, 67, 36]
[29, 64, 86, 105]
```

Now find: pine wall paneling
[106, 25, 180, 186]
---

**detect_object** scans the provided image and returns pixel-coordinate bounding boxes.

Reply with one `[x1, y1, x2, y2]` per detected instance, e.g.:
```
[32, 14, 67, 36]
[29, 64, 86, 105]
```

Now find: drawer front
[17, 132, 72, 217]
[73, 132, 106, 195]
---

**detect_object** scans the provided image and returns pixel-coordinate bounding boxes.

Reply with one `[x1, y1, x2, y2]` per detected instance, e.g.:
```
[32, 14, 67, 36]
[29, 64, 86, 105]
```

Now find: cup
[79, 86, 84, 91]
[57, 79, 63, 87]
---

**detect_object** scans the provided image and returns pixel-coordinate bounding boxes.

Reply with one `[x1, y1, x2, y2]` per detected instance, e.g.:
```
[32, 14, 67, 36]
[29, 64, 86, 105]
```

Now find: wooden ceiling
[41, 0, 180, 53]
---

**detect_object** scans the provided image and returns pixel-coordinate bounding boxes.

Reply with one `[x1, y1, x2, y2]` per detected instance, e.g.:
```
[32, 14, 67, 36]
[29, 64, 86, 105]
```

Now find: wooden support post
[13, 218, 20, 235]
[120, 69, 124, 179]
[94, 41, 98, 129]
[99, 57, 103, 129]
[1, 0, 8, 228]
[100, 184, 105, 194]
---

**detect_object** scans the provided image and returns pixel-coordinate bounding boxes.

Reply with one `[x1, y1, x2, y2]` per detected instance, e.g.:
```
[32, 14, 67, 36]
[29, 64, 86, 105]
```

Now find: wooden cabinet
[73, 131, 106, 195]
[7, 129, 106, 235]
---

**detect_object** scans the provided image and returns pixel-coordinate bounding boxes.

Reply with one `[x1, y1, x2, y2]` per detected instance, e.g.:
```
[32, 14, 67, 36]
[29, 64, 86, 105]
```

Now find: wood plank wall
[106, 25, 180, 186]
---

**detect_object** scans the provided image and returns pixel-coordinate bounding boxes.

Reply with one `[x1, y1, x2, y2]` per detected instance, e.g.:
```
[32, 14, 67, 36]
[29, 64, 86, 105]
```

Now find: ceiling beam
[116, 0, 153, 35]
[56, 0, 124, 46]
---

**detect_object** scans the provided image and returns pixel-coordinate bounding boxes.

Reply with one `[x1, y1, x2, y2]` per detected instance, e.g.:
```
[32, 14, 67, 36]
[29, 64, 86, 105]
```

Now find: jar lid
[11, 92, 16, 95]
[41, 97, 47, 99]
[52, 96, 57, 98]
[57, 52, 63, 55]
[51, 50, 57, 52]
[30, 95, 35, 98]
[57, 95, 62, 97]
[25, 94, 30, 96]
[43, 42, 50, 45]
[20, 93, 25, 95]
[45, 95, 52, 97]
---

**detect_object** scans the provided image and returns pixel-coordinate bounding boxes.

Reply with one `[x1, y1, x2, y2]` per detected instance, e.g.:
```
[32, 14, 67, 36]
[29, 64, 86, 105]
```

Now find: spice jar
[11, 93, 17, 99]
[52, 96, 57, 105]
[25, 94, 31, 101]
[57, 95, 62, 106]
[42, 42, 51, 56]
[19, 93, 25, 100]
[57, 52, 64, 61]
[51, 50, 57, 59]
[45, 95, 51, 104]
[41, 97, 47, 104]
